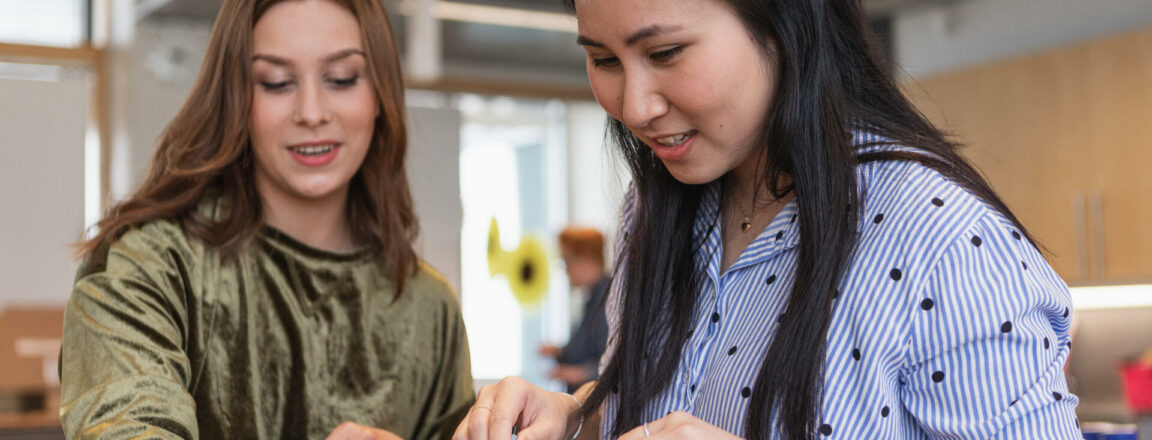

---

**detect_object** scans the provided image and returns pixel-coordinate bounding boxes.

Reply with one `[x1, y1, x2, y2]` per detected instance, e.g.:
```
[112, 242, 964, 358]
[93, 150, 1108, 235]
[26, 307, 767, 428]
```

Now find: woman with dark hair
[61, 0, 473, 438]
[454, 0, 1080, 439]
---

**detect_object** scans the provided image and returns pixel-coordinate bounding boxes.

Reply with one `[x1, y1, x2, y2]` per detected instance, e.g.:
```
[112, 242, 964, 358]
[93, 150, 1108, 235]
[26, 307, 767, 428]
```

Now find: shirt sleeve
[900, 212, 1081, 439]
[410, 290, 476, 440]
[60, 223, 200, 439]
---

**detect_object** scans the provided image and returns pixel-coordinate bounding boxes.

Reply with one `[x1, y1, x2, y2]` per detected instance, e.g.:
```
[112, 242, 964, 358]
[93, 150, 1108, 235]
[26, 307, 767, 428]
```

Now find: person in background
[454, 0, 1082, 438]
[540, 227, 610, 393]
[60, 0, 472, 438]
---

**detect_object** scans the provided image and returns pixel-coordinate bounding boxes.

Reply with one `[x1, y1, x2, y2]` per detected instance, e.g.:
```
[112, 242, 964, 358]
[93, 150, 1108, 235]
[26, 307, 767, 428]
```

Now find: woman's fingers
[486, 377, 533, 440]
[454, 384, 493, 440]
[618, 411, 732, 440]
[325, 422, 405, 440]
[453, 377, 578, 440]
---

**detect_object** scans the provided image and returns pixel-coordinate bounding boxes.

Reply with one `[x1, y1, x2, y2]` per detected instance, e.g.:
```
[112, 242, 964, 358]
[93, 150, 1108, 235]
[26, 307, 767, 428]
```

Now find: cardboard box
[0, 306, 64, 393]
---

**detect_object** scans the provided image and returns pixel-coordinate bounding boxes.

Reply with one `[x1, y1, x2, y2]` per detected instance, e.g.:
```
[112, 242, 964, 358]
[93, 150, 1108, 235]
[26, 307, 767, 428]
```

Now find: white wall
[406, 106, 463, 293]
[564, 101, 628, 262]
[0, 70, 89, 309]
[893, 0, 1152, 78]
[118, 15, 211, 198]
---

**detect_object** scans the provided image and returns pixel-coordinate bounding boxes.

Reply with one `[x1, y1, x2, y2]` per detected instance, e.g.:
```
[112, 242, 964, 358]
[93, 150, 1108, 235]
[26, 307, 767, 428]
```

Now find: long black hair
[566, 0, 1033, 439]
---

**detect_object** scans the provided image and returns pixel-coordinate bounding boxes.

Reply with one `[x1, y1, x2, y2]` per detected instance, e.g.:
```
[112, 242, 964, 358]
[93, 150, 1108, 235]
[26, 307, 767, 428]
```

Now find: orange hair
[558, 227, 604, 269]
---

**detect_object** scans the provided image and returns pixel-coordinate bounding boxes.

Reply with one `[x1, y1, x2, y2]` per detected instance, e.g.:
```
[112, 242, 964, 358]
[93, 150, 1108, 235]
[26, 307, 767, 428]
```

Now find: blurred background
[1, 0, 1152, 438]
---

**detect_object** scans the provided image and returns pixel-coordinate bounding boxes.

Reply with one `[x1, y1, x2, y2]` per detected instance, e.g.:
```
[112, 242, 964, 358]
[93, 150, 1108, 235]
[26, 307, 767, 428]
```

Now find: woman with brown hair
[60, 0, 473, 438]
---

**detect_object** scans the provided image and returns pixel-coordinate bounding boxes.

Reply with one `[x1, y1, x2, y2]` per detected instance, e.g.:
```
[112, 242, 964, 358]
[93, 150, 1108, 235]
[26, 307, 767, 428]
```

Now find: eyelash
[590, 46, 685, 69]
[258, 75, 359, 92]
[650, 46, 684, 63]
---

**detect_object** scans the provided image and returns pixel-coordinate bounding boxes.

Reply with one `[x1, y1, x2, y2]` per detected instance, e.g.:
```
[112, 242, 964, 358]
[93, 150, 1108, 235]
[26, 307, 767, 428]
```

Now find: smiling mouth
[290, 144, 336, 156]
[655, 130, 697, 147]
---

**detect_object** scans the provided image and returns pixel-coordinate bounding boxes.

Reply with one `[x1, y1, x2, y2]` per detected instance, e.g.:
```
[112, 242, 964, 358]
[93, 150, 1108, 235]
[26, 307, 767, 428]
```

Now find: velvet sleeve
[60, 222, 200, 439]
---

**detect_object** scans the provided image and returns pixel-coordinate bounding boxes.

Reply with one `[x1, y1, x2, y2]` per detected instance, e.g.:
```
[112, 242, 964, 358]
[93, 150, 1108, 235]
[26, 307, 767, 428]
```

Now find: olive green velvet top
[60, 216, 474, 439]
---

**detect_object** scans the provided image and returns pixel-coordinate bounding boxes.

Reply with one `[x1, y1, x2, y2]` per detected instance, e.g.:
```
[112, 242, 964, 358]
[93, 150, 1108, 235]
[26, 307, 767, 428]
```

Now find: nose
[620, 71, 668, 129]
[293, 79, 331, 127]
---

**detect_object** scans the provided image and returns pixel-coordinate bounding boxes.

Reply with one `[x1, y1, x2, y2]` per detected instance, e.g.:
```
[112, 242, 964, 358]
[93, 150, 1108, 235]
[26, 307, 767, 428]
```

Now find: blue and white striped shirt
[598, 134, 1082, 439]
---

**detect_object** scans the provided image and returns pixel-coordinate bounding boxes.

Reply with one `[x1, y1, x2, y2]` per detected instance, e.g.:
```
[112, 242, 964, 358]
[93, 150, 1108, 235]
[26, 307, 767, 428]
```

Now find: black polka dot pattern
[1010, 400, 1017, 406]
[1053, 392, 1063, 401]
[1063, 308, 1069, 318]
[791, 214, 797, 223]
[620, 168, 1071, 438]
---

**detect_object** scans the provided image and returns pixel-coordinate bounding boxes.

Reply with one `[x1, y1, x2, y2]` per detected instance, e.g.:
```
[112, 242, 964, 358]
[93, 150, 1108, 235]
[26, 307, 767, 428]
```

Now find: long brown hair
[80, 0, 418, 291]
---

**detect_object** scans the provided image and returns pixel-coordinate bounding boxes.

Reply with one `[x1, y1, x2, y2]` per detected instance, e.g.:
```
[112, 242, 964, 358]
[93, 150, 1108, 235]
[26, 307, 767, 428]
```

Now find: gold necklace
[733, 198, 753, 233]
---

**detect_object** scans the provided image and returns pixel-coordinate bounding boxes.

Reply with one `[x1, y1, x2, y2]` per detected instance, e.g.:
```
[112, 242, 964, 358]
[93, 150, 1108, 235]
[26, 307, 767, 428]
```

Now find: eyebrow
[252, 48, 366, 66]
[576, 24, 683, 48]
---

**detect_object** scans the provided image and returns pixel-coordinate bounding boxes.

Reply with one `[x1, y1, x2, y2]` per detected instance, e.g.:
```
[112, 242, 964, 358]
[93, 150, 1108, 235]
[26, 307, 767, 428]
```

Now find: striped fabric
[597, 133, 1082, 439]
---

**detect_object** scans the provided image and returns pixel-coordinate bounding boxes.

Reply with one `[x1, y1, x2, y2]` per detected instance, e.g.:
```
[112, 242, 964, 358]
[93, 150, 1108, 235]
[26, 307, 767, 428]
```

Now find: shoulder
[404, 261, 463, 316]
[77, 217, 205, 282]
[849, 149, 1035, 295]
[856, 153, 997, 249]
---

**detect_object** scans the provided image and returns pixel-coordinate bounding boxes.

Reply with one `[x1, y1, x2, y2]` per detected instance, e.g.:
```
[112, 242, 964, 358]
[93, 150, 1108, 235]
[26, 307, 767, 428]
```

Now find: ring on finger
[473, 403, 492, 412]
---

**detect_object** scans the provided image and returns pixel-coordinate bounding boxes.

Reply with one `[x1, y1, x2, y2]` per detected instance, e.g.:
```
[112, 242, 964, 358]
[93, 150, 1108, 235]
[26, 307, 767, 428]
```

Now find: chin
[664, 164, 722, 186]
[289, 182, 349, 201]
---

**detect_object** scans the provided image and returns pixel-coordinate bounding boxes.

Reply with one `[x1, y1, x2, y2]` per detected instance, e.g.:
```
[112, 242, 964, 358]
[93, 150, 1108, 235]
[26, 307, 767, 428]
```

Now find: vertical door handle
[1074, 193, 1089, 279]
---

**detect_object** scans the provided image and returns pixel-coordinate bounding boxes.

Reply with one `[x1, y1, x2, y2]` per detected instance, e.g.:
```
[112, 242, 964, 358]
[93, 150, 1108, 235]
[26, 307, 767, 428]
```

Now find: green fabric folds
[60, 217, 473, 439]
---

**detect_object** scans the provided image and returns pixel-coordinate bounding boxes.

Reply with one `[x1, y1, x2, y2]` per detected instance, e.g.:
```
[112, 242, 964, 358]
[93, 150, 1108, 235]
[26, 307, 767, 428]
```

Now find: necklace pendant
[741, 217, 752, 232]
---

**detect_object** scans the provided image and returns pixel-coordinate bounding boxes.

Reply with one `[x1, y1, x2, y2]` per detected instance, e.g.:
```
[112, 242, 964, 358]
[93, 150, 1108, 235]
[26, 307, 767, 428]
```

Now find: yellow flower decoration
[486, 218, 550, 307]
[503, 237, 550, 306]
[487, 217, 505, 277]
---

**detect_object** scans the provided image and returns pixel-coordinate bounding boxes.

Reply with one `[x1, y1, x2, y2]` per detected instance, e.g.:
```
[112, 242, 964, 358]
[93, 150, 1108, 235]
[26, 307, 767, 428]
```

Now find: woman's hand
[452, 376, 583, 440]
[324, 422, 404, 440]
[538, 344, 563, 358]
[619, 411, 740, 440]
[548, 364, 592, 388]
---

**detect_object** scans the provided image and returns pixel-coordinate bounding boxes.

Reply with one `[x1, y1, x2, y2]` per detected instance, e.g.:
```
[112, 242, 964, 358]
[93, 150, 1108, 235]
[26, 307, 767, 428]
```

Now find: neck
[725, 152, 778, 210]
[259, 186, 359, 253]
